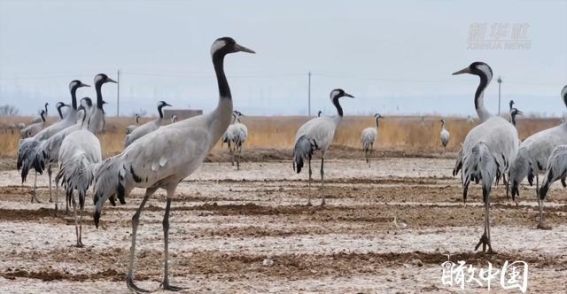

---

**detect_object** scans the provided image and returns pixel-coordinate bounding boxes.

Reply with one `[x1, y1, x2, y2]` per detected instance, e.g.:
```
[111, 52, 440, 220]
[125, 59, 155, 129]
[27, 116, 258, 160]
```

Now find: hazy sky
[0, 0, 566, 117]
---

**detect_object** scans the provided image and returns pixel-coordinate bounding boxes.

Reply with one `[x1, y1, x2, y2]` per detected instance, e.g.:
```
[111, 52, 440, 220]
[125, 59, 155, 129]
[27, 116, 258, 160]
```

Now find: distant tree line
[0, 105, 20, 116]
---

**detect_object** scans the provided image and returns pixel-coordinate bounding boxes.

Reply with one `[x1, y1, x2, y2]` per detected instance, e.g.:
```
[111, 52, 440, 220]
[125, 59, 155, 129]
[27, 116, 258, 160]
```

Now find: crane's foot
[536, 223, 552, 230]
[127, 275, 151, 293]
[161, 281, 185, 292]
[306, 200, 312, 207]
[320, 198, 326, 207]
[474, 233, 495, 254]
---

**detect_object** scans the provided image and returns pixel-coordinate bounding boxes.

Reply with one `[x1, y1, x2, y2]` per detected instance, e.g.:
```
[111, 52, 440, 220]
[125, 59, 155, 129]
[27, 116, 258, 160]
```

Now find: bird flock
[5, 36, 567, 292]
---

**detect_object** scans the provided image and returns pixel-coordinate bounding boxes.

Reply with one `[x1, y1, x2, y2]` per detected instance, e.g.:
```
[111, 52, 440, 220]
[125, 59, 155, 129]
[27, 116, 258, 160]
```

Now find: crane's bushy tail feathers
[56, 153, 97, 211]
[17, 139, 40, 184]
[453, 148, 463, 177]
[509, 149, 530, 201]
[539, 147, 567, 201]
[92, 158, 125, 228]
[293, 135, 318, 174]
[462, 142, 498, 203]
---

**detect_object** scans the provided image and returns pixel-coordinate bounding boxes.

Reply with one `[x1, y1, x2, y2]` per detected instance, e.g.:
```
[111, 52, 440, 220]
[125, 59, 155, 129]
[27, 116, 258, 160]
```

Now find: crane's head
[329, 89, 354, 101]
[562, 85, 567, 105]
[211, 37, 255, 58]
[69, 80, 90, 92]
[511, 108, 523, 117]
[94, 73, 117, 86]
[317, 110, 322, 117]
[233, 110, 244, 117]
[171, 114, 178, 123]
[452, 61, 493, 82]
[509, 100, 515, 109]
[158, 101, 172, 108]
[374, 113, 383, 119]
[55, 102, 70, 109]
[440, 118, 446, 124]
[79, 97, 93, 108]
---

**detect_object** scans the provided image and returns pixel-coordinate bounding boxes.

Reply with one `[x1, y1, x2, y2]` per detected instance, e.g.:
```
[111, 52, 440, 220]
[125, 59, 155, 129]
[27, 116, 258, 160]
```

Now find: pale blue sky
[0, 0, 566, 117]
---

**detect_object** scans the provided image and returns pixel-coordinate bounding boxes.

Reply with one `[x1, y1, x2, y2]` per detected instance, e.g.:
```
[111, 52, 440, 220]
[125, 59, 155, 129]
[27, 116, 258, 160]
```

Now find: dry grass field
[0, 114, 561, 159]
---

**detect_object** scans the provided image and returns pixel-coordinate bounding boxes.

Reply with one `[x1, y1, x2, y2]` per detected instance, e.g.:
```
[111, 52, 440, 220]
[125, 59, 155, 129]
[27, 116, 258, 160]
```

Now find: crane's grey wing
[123, 127, 212, 187]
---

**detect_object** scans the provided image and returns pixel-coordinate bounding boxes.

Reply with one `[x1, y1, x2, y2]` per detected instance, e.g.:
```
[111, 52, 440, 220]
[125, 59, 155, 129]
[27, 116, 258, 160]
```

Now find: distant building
[163, 109, 203, 120]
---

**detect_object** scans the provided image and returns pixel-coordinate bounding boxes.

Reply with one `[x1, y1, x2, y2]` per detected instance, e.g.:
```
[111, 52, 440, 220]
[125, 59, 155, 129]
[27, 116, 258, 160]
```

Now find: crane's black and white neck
[561, 85, 567, 109]
[44, 103, 49, 117]
[211, 37, 255, 101]
[453, 62, 493, 122]
[69, 80, 90, 110]
[375, 113, 383, 127]
[157, 101, 171, 119]
[94, 74, 116, 110]
[40, 110, 46, 122]
[55, 102, 69, 119]
[329, 88, 354, 118]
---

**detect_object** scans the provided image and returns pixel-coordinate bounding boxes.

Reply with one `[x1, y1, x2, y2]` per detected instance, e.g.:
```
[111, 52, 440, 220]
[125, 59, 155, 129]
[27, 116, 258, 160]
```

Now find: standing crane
[361, 113, 383, 164]
[440, 118, 450, 152]
[453, 61, 520, 253]
[509, 85, 567, 229]
[92, 37, 255, 292]
[293, 89, 354, 206]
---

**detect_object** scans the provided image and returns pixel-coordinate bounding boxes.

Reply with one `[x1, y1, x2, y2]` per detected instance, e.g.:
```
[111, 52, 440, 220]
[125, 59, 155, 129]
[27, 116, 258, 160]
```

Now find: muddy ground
[0, 156, 566, 293]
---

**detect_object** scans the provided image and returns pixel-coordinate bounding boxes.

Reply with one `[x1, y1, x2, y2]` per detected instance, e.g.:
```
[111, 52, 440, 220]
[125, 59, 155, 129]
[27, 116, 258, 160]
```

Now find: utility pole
[497, 76, 502, 115]
[116, 70, 121, 117]
[308, 71, 311, 116]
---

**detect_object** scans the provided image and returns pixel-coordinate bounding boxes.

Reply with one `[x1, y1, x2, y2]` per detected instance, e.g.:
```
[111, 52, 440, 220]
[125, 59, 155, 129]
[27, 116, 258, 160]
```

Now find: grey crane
[126, 114, 141, 134]
[171, 114, 178, 124]
[33, 75, 115, 207]
[538, 145, 567, 229]
[56, 99, 103, 247]
[88, 74, 117, 134]
[92, 37, 254, 292]
[20, 110, 46, 139]
[293, 88, 354, 206]
[32, 97, 95, 206]
[17, 79, 89, 202]
[31, 103, 49, 124]
[227, 110, 247, 169]
[317, 110, 322, 117]
[440, 118, 450, 151]
[361, 113, 383, 164]
[509, 85, 567, 229]
[123, 100, 171, 148]
[453, 61, 520, 253]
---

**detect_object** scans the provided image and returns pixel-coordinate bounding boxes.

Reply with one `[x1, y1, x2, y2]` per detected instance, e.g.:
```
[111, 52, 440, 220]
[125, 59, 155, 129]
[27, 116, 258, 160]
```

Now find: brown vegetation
[0, 115, 562, 159]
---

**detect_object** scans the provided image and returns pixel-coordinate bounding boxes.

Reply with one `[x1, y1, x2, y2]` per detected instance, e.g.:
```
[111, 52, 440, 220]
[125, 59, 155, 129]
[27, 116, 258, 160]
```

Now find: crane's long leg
[126, 188, 156, 293]
[48, 166, 53, 203]
[55, 177, 60, 213]
[31, 172, 42, 203]
[236, 144, 241, 170]
[536, 175, 551, 230]
[320, 157, 326, 206]
[307, 158, 312, 206]
[475, 186, 494, 253]
[161, 189, 184, 291]
[72, 191, 83, 247]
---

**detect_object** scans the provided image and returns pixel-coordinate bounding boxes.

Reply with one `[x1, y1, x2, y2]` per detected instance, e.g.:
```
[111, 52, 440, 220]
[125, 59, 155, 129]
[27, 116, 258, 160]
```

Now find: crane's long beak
[107, 78, 118, 84]
[452, 67, 470, 75]
[344, 93, 354, 98]
[165, 103, 172, 107]
[235, 43, 255, 54]
[81, 83, 91, 87]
